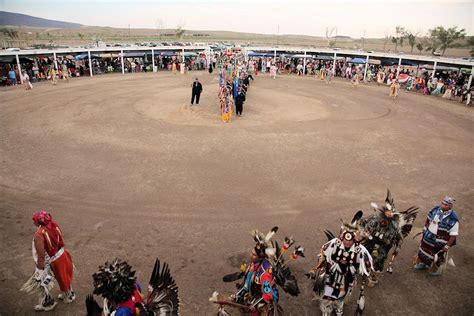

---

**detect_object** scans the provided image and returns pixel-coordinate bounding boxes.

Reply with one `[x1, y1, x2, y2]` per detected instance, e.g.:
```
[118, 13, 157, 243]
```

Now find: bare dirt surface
[0, 72, 473, 316]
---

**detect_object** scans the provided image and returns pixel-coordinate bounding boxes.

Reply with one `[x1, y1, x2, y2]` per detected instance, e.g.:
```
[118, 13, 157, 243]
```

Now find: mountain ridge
[0, 11, 82, 29]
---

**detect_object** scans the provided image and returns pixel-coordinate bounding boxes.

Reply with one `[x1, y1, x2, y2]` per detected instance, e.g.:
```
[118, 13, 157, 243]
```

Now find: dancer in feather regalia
[85, 258, 179, 316]
[217, 49, 249, 122]
[210, 226, 303, 316]
[307, 211, 373, 316]
[21, 210, 75, 312]
[359, 190, 418, 287]
[217, 52, 234, 123]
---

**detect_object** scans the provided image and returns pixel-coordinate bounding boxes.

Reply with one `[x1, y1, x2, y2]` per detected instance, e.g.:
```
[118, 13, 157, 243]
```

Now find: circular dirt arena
[1, 72, 473, 315]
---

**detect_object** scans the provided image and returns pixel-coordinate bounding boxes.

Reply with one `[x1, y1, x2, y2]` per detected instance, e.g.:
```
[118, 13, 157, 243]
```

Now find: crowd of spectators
[1, 51, 471, 104]
[244, 55, 472, 103]
[0, 53, 209, 86]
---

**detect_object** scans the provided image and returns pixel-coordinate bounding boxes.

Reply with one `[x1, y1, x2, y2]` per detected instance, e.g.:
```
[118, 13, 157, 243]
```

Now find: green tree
[175, 27, 185, 39]
[391, 26, 405, 52]
[416, 42, 424, 54]
[0, 27, 19, 39]
[403, 31, 417, 53]
[426, 26, 466, 55]
[468, 36, 474, 57]
[77, 33, 84, 40]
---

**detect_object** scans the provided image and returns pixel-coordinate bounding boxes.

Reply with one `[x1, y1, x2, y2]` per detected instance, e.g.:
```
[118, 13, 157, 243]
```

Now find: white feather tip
[448, 258, 456, 267]
[209, 291, 219, 302]
[265, 227, 278, 242]
[265, 248, 276, 257]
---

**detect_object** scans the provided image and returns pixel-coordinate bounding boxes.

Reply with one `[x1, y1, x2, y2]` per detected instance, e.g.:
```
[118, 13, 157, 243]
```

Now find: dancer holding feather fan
[210, 226, 304, 315]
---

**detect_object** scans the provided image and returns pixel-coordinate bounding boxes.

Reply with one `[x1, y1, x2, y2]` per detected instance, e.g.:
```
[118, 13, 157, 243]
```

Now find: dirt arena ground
[0, 71, 473, 316]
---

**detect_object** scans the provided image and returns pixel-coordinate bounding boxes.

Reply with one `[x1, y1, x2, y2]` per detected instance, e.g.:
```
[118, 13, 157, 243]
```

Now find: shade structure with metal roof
[75, 53, 100, 60]
[1, 44, 472, 87]
[348, 57, 367, 64]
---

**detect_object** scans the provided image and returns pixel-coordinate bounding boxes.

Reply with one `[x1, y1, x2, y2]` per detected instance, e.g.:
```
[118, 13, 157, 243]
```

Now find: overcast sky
[1, 0, 472, 38]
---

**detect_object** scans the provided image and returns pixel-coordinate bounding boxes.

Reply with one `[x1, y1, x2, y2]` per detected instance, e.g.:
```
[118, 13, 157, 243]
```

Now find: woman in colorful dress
[389, 79, 400, 98]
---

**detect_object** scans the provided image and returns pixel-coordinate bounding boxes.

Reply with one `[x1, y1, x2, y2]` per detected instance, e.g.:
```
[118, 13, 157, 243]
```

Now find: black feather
[324, 230, 336, 241]
[400, 206, 419, 238]
[351, 210, 364, 225]
[92, 259, 136, 303]
[146, 258, 180, 315]
[311, 269, 325, 296]
[85, 294, 102, 316]
[223, 272, 244, 282]
[275, 240, 282, 260]
[275, 265, 300, 296]
[385, 189, 394, 208]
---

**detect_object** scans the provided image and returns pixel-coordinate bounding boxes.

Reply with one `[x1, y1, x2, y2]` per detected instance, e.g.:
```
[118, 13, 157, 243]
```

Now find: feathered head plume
[252, 226, 278, 258]
[339, 210, 363, 241]
[290, 246, 305, 260]
[282, 236, 295, 251]
[92, 259, 136, 303]
[371, 189, 396, 215]
[371, 190, 419, 236]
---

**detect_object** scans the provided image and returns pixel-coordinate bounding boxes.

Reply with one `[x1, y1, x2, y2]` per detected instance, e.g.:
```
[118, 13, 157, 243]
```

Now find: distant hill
[0, 11, 82, 28]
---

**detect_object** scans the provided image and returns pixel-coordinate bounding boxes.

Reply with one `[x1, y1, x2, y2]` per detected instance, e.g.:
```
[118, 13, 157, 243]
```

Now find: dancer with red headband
[22, 210, 75, 311]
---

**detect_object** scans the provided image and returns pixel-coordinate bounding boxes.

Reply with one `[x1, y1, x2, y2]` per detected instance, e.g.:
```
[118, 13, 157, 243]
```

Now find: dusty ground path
[0, 72, 473, 315]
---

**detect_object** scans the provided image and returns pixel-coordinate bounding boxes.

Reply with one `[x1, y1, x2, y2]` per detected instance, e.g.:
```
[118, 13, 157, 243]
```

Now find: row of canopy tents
[74, 51, 198, 60]
[245, 51, 471, 72]
[0, 51, 199, 63]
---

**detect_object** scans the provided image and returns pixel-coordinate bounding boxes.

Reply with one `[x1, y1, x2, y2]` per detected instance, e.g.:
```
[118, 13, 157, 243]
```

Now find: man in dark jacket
[191, 77, 203, 105]
[235, 90, 245, 116]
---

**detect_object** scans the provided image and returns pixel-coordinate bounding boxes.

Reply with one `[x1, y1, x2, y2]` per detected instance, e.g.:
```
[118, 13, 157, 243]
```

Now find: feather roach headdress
[92, 258, 136, 303]
[252, 226, 278, 258]
[370, 189, 396, 214]
[370, 189, 419, 238]
[87, 258, 180, 316]
[339, 210, 364, 242]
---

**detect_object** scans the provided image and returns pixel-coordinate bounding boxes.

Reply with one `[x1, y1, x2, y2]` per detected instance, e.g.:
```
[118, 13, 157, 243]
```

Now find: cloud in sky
[1, 0, 472, 37]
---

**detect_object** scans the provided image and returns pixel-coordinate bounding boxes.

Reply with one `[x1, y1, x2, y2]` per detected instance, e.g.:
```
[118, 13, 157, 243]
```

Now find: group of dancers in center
[23, 190, 459, 315]
[217, 50, 254, 122]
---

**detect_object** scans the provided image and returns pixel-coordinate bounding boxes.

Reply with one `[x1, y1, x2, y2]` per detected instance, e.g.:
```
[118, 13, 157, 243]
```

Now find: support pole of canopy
[88, 50, 93, 77]
[363, 54, 369, 81]
[152, 49, 155, 72]
[466, 66, 474, 105]
[396, 57, 402, 78]
[181, 47, 185, 74]
[332, 52, 337, 75]
[432, 61, 437, 79]
[466, 65, 473, 91]
[16, 54, 23, 84]
[121, 49, 125, 75]
[303, 50, 307, 75]
[274, 49, 276, 60]
[53, 51, 58, 70]
[206, 48, 211, 68]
